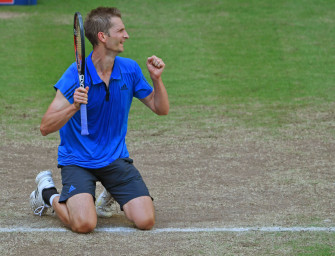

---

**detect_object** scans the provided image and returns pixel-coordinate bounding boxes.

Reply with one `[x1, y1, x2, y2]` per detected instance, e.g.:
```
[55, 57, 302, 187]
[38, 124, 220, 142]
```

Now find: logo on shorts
[68, 185, 76, 193]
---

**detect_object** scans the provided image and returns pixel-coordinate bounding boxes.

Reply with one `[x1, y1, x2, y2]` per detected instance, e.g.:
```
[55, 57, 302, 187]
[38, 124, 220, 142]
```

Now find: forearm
[151, 77, 169, 115]
[40, 104, 79, 136]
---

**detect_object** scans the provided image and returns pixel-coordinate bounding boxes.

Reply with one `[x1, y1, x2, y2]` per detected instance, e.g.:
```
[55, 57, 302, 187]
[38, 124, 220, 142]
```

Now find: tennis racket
[74, 12, 89, 135]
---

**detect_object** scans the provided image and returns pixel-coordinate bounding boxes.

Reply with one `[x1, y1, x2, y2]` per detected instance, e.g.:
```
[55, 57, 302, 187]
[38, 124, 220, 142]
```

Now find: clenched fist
[146, 55, 165, 81]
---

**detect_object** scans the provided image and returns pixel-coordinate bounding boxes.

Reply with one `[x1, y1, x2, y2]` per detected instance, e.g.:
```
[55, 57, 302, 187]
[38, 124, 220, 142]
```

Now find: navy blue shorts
[58, 158, 151, 210]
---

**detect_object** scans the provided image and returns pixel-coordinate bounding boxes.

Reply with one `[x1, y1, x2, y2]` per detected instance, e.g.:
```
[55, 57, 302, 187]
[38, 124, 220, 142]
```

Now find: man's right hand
[73, 86, 89, 109]
[40, 87, 89, 136]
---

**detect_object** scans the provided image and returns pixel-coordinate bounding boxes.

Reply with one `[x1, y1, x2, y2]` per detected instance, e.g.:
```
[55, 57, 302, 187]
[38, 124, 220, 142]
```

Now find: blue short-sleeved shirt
[54, 52, 153, 168]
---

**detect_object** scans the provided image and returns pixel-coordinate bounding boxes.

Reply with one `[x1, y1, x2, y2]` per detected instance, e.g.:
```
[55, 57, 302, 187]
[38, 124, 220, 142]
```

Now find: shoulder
[115, 56, 141, 73]
[61, 62, 78, 80]
[54, 62, 78, 101]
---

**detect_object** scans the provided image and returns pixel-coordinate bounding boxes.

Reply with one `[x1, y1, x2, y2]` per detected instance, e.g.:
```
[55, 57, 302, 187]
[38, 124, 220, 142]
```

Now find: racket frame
[74, 12, 89, 135]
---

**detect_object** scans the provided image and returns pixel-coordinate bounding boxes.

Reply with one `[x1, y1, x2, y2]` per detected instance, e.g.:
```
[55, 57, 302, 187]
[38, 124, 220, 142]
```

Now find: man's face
[105, 17, 129, 53]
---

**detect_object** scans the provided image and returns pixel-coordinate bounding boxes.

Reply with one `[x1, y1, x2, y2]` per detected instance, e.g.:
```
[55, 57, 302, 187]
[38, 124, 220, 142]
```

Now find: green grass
[286, 233, 335, 256]
[1, 0, 334, 140]
[1, 0, 334, 142]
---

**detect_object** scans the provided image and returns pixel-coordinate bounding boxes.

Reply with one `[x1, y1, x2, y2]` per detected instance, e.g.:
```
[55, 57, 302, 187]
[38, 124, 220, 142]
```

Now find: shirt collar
[86, 52, 121, 85]
[111, 56, 121, 80]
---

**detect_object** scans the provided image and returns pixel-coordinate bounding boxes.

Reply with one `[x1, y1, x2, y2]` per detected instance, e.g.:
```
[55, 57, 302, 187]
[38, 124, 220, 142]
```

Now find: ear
[97, 32, 107, 43]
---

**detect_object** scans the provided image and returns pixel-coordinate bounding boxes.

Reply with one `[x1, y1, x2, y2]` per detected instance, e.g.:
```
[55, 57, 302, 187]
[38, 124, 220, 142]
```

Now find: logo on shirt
[121, 84, 128, 90]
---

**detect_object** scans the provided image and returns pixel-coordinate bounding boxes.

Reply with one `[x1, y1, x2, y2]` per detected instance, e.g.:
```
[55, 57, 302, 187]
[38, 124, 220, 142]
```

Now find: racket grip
[80, 104, 89, 135]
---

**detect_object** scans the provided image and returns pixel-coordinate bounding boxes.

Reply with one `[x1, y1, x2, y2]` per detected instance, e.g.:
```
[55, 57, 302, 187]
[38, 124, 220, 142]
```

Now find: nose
[124, 30, 129, 39]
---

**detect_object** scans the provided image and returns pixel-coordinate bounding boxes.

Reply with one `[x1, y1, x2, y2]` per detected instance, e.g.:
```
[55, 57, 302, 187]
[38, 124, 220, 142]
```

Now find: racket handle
[80, 104, 89, 135]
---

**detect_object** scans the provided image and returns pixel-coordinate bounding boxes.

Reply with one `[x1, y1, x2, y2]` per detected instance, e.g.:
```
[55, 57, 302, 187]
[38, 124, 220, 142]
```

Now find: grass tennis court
[0, 0, 334, 255]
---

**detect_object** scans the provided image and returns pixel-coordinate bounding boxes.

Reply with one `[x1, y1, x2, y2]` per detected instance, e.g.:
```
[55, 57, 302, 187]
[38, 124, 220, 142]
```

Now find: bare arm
[40, 87, 89, 136]
[140, 56, 169, 115]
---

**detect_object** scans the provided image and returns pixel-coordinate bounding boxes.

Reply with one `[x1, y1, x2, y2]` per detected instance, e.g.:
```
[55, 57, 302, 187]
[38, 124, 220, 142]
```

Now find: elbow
[40, 125, 49, 136]
[158, 110, 169, 116]
[157, 107, 169, 116]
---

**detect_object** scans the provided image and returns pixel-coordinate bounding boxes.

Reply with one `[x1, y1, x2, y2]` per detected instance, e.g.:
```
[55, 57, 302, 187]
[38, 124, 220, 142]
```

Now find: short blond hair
[84, 7, 122, 46]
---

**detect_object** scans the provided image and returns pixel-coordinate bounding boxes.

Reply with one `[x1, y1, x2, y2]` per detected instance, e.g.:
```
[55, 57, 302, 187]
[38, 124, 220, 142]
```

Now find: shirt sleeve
[133, 63, 153, 99]
[54, 63, 79, 104]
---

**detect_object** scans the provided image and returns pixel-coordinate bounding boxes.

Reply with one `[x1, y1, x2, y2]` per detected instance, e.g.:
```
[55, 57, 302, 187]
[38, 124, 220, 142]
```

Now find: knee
[71, 219, 96, 234]
[135, 216, 155, 230]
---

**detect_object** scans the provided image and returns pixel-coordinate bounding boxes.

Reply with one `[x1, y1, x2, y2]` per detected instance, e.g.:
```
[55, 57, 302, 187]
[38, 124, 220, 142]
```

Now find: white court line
[0, 226, 334, 233]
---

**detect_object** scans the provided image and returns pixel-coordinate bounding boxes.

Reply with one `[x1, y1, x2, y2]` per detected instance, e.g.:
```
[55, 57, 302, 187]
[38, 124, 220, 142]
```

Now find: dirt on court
[0, 106, 334, 255]
[0, 12, 27, 20]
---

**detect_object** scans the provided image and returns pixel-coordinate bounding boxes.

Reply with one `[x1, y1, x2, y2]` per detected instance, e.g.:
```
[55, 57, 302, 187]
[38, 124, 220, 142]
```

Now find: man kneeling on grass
[30, 6, 169, 233]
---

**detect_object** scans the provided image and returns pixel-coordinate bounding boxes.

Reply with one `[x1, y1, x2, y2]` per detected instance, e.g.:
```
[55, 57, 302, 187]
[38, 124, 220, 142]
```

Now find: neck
[92, 48, 116, 73]
[92, 48, 116, 86]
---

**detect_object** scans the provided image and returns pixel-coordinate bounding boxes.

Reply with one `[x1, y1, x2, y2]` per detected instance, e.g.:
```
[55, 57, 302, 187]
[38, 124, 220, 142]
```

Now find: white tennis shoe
[30, 170, 55, 216]
[96, 188, 119, 217]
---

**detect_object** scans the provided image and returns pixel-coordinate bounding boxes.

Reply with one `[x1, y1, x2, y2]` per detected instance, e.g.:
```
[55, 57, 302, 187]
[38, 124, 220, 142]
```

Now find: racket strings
[75, 21, 83, 72]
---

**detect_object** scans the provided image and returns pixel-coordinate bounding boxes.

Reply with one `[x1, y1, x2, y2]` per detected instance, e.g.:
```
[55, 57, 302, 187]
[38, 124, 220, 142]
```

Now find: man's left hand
[146, 55, 165, 81]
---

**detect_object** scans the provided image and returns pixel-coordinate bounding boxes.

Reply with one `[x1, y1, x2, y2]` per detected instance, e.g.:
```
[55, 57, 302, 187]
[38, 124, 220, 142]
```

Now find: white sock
[49, 194, 60, 207]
